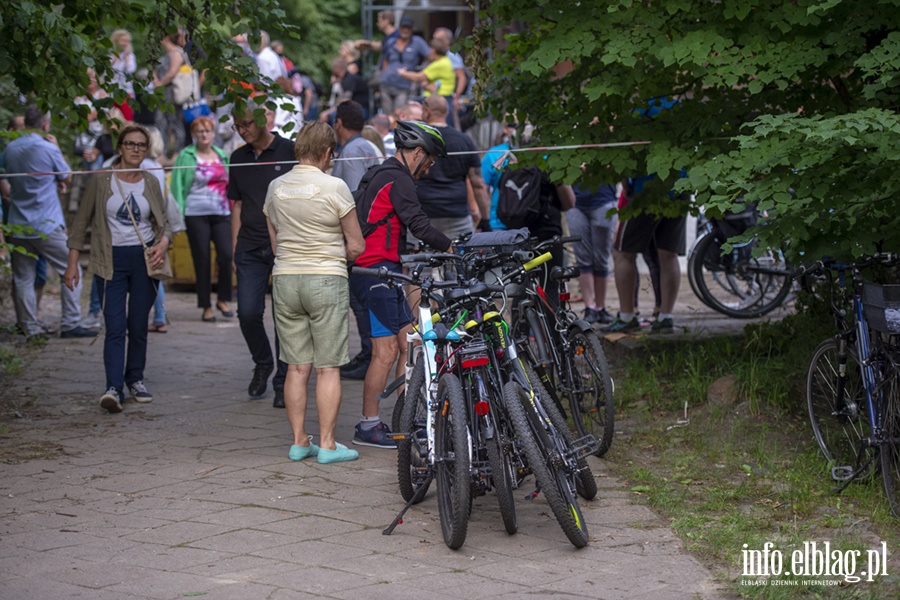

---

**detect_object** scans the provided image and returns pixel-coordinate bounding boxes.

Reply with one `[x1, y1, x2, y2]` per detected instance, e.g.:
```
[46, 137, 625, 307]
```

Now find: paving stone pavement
[0, 283, 757, 599]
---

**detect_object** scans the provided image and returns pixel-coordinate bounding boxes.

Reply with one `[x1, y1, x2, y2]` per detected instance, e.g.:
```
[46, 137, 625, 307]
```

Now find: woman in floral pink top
[171, 116, 233, 322]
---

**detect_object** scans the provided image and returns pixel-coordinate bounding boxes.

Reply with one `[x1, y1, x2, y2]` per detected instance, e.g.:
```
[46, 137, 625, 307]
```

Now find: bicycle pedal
[831, 466, 855, 482]
[571, 434, 601, 458]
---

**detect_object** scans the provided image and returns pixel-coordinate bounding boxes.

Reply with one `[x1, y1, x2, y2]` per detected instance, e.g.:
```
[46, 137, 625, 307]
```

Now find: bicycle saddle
[550, 266, 580, 281]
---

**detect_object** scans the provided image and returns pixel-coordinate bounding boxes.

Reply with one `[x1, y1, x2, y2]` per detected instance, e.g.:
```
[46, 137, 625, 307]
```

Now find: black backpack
[496, 166, 547, 229]
[353, 164, 395, 239]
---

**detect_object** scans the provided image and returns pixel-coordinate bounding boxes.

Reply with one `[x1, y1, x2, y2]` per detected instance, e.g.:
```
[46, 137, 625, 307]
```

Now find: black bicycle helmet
[393, 120, 447, 158]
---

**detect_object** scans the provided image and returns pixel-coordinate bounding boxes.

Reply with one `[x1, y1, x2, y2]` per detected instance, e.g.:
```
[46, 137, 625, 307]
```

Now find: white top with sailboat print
[106, 177, 154, 247]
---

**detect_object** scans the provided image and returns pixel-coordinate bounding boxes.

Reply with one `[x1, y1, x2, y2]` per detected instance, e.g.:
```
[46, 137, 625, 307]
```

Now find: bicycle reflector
[461, 356, 490, 369]
[474, 401, 490, 416]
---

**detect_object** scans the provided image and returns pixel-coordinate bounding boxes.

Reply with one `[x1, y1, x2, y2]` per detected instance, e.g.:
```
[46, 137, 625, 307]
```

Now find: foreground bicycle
[352, 260, 471, 549]
[508, 235, 615, 457]
[461, 244, 598, 547]
[798, 253, 900, 517]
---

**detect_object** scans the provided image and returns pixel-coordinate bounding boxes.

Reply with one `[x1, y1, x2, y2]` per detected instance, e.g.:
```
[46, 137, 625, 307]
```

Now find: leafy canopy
[474, 0, 900, 261]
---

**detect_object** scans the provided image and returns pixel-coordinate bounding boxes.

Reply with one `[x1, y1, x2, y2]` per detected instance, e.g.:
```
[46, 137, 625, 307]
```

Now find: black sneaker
[596, 307, 615, 324]
[129, 381, 153, 403]
[650, 317, 675, 334]
[273, 388, 285, 408]
[248, 364, 274, 399]
[582, 307, 600, 324]
[340, 354, 370, 380]
[60, 326, 99, 339]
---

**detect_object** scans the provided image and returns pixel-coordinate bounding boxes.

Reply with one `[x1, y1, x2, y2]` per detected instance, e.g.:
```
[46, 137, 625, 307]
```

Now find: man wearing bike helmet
[349, 120, 452, 448]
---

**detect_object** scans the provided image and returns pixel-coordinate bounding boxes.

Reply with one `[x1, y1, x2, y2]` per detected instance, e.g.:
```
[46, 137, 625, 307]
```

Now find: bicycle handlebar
[400, 252, 463, 265]
[534, 235, 581, 250]
[792, 253, 898, 280]
[522, 252, 553, 272]
[350, 265, 461, 289]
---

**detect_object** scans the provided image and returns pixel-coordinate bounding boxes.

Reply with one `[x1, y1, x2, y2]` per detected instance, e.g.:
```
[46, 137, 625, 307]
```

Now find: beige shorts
[273, 274, 350, 368]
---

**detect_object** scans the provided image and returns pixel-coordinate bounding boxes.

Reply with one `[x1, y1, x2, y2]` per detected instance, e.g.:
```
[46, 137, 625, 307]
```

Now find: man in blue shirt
[378, 15, 429, 116]
[1, 105, 95, 340]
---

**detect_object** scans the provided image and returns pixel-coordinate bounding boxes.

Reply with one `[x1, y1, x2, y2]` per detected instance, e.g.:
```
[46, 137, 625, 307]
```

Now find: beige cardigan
[67, 170, 171, 281]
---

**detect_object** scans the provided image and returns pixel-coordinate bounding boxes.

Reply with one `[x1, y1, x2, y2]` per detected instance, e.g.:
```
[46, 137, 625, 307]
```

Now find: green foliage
[475, 0, 900, 262]
[268, 0, 360, 84]
[0, 0, 364, 142]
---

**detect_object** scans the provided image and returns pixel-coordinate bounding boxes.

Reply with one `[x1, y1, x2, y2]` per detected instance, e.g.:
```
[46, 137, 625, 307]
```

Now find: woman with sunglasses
[170, 116, 232, 322]
[65, 124, 170, 413]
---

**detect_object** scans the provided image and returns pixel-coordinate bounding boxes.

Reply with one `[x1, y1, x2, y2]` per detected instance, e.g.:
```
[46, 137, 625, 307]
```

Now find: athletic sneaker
[352, 422, 397, 449]
[600, 316, 641, 333]
[650, 317, 675, 334]
[129, 381, 153, 403]
[583, 307, 600, 324]
[100, 388, 123, 413]
[595, 307, 615, 324]
[80, 311, 102, 330]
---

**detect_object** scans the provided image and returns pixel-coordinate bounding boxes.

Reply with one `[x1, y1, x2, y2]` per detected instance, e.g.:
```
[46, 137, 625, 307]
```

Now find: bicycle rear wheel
[434, 373, 471, 549]
[565, 328, 615, 457]
[806, 338, 874, 480]
[879, 361, 900, 517]
[397, 360, 429, 503]
[504, 380, 589, 548]
[689, 231, 792, 319]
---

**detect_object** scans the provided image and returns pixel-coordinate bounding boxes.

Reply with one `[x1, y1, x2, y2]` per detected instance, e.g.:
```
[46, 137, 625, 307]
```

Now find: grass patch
[0, 345, 23, 376]
[606, 310, 900, 598]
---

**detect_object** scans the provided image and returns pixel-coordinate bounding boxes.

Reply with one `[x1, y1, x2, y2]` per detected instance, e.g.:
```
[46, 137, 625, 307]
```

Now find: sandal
[149, 323, 168, 333]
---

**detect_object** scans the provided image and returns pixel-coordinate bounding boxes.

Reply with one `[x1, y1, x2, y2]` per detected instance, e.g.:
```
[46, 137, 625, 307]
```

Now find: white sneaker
[80, 312, 102, 329]
[100, 388, 123, 413]
[129, 381, 153, 403]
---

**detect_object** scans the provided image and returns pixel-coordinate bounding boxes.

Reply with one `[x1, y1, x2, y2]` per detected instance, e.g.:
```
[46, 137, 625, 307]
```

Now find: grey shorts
[567, 204, 618, 276]
[273, 274, 350, 368]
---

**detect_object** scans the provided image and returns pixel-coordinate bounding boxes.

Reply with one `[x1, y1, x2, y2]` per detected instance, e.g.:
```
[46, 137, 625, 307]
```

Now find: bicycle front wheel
[565, 328, 615, 457]
[879, 361, 900, 517]
[806, 338, 874, 480]
[434, 373, 471, 549]
[504, 380, 589, 548]
[522, 361, 597, 501]
[397, 360, 429, 503]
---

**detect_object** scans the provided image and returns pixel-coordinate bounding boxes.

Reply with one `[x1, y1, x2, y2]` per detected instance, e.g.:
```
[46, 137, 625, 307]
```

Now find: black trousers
[185, 214, 233, 309]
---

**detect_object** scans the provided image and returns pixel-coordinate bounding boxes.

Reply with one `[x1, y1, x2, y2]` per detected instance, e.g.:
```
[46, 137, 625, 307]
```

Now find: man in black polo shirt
[228, 99, 295, 408]
[411, 95, 490, 244]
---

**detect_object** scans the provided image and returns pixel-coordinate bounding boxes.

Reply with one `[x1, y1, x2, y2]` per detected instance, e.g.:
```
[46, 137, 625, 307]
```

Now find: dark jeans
[99, 246, 156, 395]
[234, 246, 286, 391]
[185, 214, 233, 309]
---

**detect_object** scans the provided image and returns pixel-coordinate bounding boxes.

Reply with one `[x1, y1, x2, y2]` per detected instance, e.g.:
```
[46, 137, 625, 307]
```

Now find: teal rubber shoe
[289, 440, 320, 461]
[317, 443, 360, 464]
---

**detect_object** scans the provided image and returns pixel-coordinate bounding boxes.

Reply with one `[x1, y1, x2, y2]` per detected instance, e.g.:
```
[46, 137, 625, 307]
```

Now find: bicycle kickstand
[832, 452, 875, 495]
[383, 471, 435, 535]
